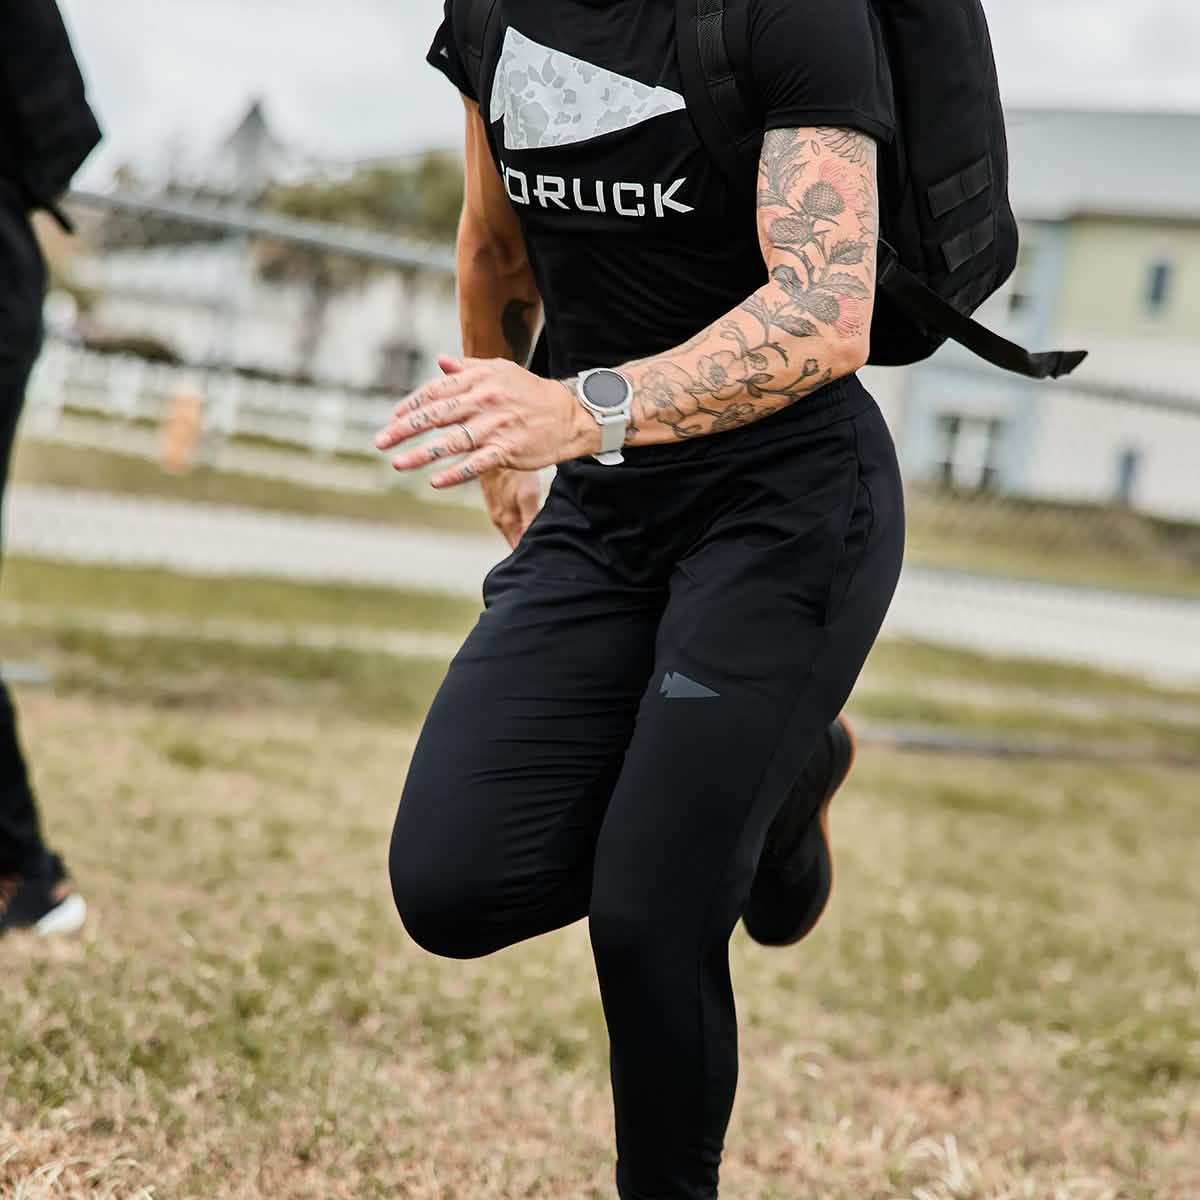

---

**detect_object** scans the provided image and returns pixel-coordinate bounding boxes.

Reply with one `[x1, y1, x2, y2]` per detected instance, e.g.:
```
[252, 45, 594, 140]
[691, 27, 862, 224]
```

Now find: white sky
[60, 0, 1200, 185]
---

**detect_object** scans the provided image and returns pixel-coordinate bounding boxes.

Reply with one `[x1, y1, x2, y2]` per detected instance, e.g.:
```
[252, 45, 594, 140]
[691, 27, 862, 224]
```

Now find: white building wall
[1024, 389, 1200, 520]
[1054, 331, 1200, 395]
[75, 243, 460, 390]
[312, 273, 460, 388]
[857, 364, 909, 450]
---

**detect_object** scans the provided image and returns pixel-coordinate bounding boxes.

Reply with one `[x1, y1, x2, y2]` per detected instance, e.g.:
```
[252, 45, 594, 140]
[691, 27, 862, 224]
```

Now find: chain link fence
[26, 188, 461, 490]
[10, 185, 1200, 684]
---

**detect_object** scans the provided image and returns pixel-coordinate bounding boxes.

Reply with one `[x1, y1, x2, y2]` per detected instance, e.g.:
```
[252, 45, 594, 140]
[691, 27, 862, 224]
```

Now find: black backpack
[454, 0, 1086, 381]
[0, 0, 102, 230]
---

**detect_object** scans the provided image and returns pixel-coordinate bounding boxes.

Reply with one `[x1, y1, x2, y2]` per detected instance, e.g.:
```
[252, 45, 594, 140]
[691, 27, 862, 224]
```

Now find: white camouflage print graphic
[489, 25, 687, 152]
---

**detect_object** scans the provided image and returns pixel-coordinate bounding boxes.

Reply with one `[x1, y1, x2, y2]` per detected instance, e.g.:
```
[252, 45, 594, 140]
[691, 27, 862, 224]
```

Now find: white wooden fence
[28, 339, 396, 462]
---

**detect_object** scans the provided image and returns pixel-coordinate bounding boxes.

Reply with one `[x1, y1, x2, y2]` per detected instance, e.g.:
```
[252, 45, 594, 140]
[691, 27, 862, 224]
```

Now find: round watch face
[582, 369, 630, 410]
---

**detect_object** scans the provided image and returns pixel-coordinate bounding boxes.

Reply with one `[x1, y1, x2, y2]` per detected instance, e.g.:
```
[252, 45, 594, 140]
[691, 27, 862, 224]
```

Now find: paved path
[8, 484, 493, 594]
[888, 566, 1200, 687]
[10, 484, 1200, 686]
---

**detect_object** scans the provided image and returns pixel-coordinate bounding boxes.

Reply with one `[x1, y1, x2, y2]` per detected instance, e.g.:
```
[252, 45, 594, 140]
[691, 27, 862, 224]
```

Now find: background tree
[264, 151, 464, 242]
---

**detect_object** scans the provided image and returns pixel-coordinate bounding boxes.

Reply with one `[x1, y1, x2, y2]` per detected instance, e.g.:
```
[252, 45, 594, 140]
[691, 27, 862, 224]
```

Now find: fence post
[310, 388, 347, 457]
[208, 370, 242, 440]
[160, 372, 206, 474]
[112, 355, 147, 422]
[27, 339, 70, 437]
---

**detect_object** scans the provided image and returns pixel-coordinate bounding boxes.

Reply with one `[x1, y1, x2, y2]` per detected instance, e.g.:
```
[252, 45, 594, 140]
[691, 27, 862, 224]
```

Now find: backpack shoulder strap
[451, 0, 501, 104]
[675, 0, 760, 193]
[877, 245, 1087, 380]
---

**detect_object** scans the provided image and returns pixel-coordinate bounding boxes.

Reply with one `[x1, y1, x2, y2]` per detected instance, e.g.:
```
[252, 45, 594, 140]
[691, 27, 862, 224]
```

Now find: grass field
[2, 578, 1199, 1199]
[8, 556, 1200, 756]
[15, 437, 1200, 598]
[904, 486, 1200, 601]
[11, 438, 491, 536]
[5, 557, 482, 637]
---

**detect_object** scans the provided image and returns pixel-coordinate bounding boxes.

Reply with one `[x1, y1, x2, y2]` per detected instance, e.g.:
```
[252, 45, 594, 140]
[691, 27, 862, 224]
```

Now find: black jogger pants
[0, 185, 46, 877]
[390, 377, 905, 1199]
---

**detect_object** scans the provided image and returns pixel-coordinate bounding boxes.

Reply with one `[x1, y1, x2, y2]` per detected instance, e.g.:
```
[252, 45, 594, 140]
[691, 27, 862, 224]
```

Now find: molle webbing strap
[927, 156, 992, 219]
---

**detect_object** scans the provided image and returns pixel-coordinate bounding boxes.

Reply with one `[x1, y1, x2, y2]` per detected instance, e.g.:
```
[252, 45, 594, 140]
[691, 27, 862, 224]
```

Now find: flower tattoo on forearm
[626, 127, 878, 441]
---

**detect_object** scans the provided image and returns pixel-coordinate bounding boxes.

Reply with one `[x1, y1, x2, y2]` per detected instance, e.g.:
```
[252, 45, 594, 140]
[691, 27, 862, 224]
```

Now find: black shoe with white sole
[0, 852, 87, 937]
[743, 717, 857, 947]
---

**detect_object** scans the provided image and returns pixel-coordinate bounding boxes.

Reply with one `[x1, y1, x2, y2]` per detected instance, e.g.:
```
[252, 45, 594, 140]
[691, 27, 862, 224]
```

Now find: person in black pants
[0, 0, 99, 936]
[0, 185, 87, 936]
[380, 2, 903, 1195]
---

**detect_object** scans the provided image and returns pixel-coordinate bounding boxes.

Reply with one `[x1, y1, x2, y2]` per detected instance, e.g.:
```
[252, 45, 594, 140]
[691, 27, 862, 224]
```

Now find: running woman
[380, 2, 904, 1195]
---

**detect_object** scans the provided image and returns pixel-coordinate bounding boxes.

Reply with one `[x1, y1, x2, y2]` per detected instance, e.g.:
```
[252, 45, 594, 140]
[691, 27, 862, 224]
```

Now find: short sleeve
[426, 2, 477, 102]
[749, 0, 894, 142]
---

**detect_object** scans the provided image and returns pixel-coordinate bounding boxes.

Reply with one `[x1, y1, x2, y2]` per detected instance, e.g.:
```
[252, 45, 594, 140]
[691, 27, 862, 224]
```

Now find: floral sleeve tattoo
[625, 127, 878, 442]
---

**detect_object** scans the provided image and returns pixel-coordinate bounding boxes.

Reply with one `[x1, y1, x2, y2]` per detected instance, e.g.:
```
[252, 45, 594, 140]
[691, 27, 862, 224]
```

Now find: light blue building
[893, 109, 1200, 511]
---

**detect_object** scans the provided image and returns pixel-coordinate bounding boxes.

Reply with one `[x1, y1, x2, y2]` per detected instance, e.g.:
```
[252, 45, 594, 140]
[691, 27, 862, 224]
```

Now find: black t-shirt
[429, 0, 893, 379]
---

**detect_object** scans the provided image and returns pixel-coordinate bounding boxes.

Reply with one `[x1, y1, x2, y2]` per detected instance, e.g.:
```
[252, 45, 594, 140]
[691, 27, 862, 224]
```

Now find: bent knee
[388, 845, 501, 961]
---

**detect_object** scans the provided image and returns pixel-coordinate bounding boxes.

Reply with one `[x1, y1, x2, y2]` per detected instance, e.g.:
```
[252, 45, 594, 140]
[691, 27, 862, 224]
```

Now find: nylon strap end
[1040, 349, 1089, 380]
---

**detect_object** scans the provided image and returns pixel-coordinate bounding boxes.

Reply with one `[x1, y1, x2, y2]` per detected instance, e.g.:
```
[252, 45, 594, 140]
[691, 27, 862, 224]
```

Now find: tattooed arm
[458, 99, 541, 363]
[619, 126, 878, 443]
[377, 126, 878, 486]
[457, 97, 545, 544]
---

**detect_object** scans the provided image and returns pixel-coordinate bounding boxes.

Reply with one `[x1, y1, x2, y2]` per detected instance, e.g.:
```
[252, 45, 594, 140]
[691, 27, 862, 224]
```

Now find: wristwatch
[575, 368, 634, 466]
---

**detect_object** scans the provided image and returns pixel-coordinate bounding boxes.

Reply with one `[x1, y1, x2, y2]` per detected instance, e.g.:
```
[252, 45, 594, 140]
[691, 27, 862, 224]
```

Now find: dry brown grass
[2, 686, 1198, 1199]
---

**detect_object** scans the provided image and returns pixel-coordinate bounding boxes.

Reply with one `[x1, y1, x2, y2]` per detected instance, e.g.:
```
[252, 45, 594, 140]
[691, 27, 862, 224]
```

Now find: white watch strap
[597, 410, 627, 455]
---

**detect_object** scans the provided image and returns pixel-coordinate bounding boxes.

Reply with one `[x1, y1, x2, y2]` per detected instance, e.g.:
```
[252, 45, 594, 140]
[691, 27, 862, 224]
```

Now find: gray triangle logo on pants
[659, 672, 720, 700]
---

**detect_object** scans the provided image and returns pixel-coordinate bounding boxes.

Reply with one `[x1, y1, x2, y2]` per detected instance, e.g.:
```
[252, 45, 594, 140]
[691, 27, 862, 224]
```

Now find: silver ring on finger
[457, 422, 477, 452]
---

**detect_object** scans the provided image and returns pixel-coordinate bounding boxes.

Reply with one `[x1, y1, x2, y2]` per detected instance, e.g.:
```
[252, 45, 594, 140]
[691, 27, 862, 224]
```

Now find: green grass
[4, 556, 482, 635]
[866, 636, 1200, 708]
[906, 484, 1200, 599]
[9, 618, 1199, 760]
[12, 626, 450, 725]
[12, 437, 492, 533]
[2, 672, 1197, 1197]
[11, 555, 1198, 707]
[908, 535, 1200, 598]
[857, 639, 1200, 762]
[852, 685, 1200, 761]
[8, 560, 1200, 763]
[16, 436, 1200, 598]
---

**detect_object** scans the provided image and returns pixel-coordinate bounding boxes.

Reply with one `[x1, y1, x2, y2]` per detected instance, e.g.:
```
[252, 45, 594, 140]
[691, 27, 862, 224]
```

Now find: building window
[1114, 446, 1142, 507]
[1008, 290, 1033, 316]
[1145, 261, 1173, 315]
[935, 413, 1005, 491]
[376, 339, 423, 392]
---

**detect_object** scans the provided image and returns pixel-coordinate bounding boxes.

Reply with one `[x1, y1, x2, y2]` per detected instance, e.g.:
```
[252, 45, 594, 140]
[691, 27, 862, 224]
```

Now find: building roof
[211, 99, 293, 199]
[1005, 109, 1200, 222]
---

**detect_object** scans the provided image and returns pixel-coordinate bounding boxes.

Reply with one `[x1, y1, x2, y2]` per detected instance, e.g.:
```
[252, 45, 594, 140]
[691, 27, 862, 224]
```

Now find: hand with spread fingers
[376, 355, 597, 489]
